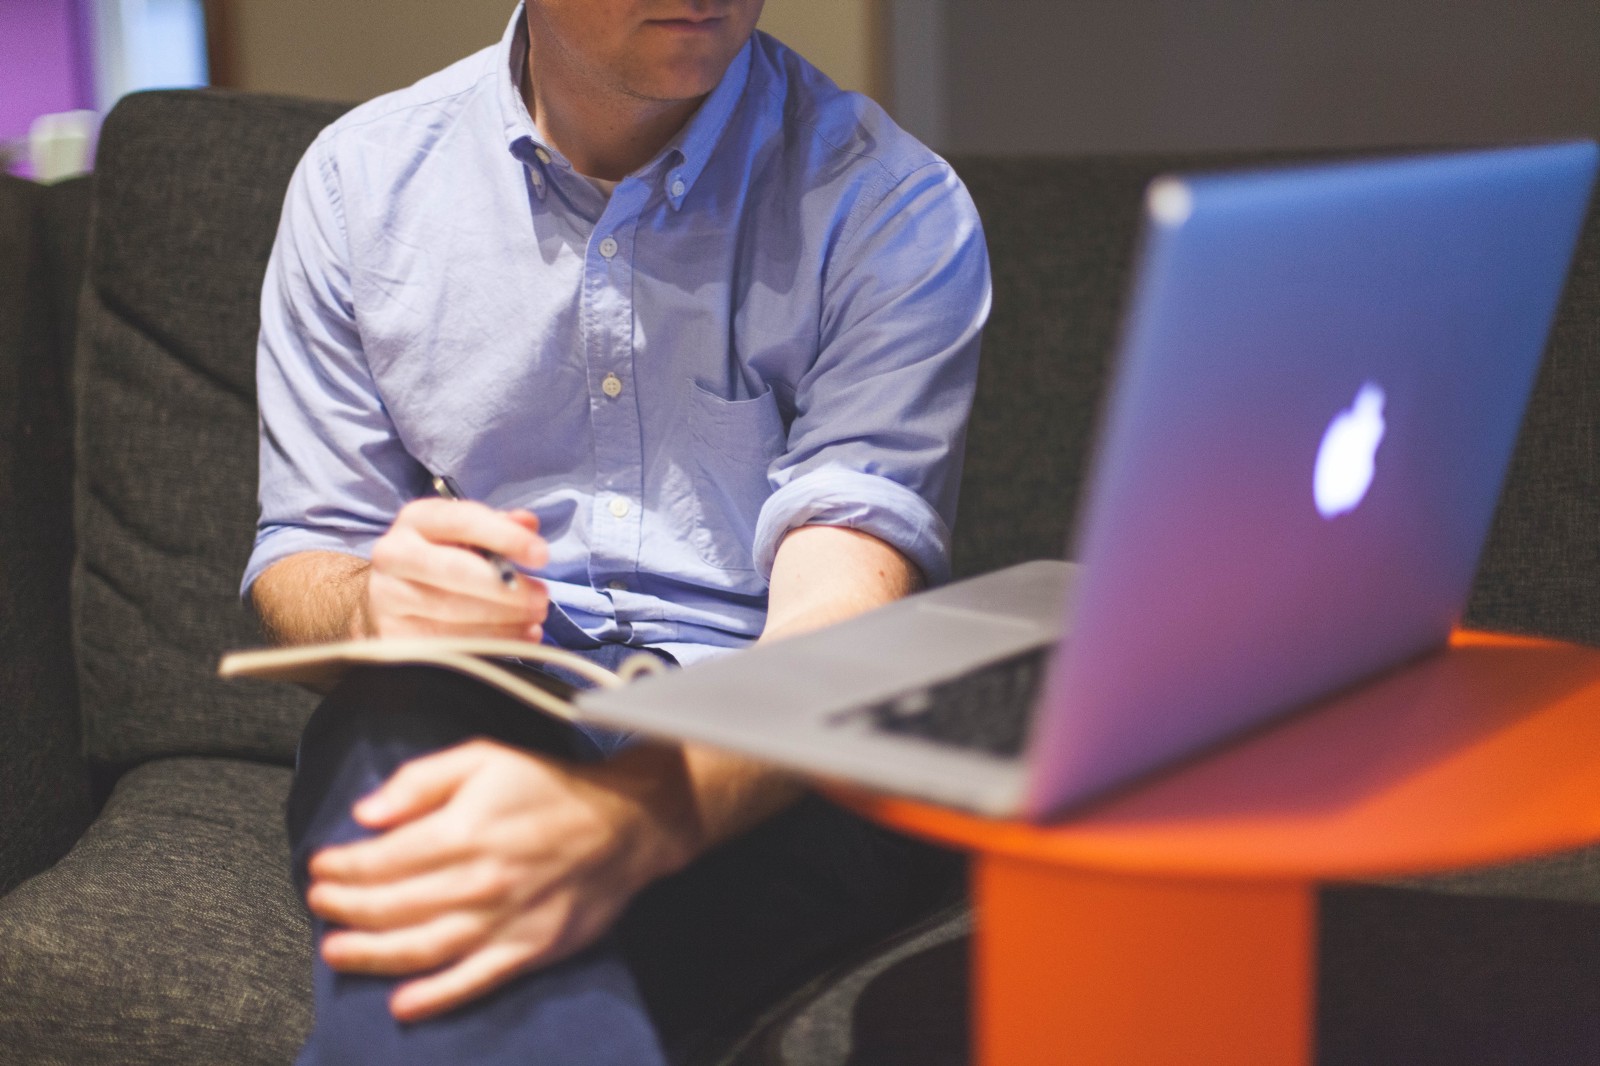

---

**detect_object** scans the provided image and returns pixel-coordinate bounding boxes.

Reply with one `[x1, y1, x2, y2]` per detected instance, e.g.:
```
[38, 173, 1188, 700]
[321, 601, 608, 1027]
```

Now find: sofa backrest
[75, 91, 345, 768]
[0, 173, 93, 889]
[948, 151, 1600, 648]
[1466, 186, 1600, 642]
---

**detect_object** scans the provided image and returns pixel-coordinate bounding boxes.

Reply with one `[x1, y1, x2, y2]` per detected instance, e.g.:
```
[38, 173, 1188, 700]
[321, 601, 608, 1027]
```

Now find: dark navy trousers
[285, 641, 961, 1065]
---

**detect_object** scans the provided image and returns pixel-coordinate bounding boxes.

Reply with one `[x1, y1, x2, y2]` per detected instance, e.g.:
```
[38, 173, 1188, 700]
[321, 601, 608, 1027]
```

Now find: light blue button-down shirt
[246, 7, 990, 664]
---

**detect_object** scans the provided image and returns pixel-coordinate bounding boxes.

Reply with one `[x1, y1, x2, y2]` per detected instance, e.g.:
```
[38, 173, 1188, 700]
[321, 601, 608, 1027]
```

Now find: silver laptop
[577, 142, 1598, 821]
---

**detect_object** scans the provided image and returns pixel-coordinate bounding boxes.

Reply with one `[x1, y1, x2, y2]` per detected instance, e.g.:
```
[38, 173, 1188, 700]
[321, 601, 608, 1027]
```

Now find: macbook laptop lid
[1020, 141, 1599, 816]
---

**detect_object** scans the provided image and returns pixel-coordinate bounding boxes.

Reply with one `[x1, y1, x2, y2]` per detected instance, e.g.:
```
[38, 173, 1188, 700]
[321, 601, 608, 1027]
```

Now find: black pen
[430, 474, 520, 588]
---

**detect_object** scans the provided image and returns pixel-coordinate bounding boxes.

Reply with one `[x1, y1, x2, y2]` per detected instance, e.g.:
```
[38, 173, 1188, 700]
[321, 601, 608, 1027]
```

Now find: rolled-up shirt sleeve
[241, 135, 429, 598]
[752, 161, 991, 586]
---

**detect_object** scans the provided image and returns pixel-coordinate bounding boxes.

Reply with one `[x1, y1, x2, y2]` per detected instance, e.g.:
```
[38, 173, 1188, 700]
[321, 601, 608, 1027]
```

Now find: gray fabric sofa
[2, 88, 1599, 1065]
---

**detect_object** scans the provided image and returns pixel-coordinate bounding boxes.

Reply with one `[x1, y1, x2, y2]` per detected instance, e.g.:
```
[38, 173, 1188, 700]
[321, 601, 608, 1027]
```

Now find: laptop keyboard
[850, 646, 1051, 758]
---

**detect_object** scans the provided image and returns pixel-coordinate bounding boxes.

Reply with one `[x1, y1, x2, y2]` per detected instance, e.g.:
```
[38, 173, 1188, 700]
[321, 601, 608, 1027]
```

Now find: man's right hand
[361, 499, 551, 641]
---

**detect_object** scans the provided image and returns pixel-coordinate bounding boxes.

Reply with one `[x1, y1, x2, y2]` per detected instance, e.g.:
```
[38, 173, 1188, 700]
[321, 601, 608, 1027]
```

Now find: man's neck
[522, 39, 706, 182]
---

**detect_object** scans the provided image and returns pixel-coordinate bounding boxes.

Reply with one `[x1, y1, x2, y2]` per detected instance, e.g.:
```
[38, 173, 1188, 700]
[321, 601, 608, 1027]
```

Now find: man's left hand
[304, 739, 700, 1023]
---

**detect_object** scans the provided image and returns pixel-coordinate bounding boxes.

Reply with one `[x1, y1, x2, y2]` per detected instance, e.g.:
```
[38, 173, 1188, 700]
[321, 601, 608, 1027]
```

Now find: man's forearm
[762, 525, 924, 640]
[261, 526, 918, 868]
[648, 524, 925, 869]
[252, 551, 371, 646]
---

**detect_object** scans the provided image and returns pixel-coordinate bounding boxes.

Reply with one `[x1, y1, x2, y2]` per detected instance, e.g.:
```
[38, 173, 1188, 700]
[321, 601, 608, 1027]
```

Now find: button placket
[582, 189, 647, 612]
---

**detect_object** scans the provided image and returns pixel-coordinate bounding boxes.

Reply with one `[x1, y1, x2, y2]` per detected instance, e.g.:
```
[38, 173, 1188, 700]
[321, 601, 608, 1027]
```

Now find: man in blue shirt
[247, 2, 989, 1062]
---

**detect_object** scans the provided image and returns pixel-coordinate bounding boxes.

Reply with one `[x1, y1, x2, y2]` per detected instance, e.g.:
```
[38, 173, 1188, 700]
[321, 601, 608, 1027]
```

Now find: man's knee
[283, 665, 595, 887]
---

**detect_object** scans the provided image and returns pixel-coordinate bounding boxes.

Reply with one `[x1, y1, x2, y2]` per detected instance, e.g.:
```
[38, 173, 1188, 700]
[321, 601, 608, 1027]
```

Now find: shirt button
[608, 496, 631, 518]
[530, 169, 544, 189]
[601, 372, 623, 398]
[607, 580, 627, 592]
[534, 146, 551, 164]
[671, 177, 686, 198]
[598, 235, 619, 259]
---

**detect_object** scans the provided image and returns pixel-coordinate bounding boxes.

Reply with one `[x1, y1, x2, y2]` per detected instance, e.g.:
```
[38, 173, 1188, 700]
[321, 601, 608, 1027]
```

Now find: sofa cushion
[74, 91, 345, 767]
[0, 756, 310, 1064]
[0, 173, 93, 894]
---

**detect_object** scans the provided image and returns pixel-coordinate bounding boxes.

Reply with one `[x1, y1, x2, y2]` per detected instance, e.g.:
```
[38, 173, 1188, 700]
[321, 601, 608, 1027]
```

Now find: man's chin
[624, 43, 742, 99]
[625, 71, 728, 106]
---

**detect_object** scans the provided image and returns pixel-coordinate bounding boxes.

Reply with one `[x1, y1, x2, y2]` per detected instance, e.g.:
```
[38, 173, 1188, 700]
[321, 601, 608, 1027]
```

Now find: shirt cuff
[239, 525, 379, 600]
[752, 468, 953, 586]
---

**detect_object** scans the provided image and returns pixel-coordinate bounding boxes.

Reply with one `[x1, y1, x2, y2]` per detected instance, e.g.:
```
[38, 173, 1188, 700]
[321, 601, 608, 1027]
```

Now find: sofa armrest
[0, 174, 93, 895]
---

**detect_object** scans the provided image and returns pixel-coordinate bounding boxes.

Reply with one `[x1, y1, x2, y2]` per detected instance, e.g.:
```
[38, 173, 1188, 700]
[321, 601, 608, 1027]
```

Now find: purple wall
[1, 0, 95, 146]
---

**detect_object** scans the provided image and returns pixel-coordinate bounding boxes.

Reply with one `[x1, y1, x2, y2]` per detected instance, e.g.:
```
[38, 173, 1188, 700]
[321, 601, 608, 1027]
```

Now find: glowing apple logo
[1314, 382, 1386, 519]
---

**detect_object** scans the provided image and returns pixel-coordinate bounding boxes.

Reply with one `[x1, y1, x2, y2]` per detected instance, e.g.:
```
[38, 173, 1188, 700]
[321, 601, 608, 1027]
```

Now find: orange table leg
[973, 854, 1316, 1066]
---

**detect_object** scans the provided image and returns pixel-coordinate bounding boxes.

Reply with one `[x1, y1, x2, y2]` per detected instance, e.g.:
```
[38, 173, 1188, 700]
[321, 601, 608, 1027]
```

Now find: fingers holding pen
[373, 530, 545, 603]
[399, 498, 547, 569]
[364, 500, 551, 638]
[365, 577, 548, 640]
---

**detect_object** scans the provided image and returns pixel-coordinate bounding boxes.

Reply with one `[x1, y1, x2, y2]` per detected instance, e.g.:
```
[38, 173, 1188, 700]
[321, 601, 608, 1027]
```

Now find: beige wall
[222, 0, 884, 104]
[222, 0, 511, 102]
[759, 0, 881, 99]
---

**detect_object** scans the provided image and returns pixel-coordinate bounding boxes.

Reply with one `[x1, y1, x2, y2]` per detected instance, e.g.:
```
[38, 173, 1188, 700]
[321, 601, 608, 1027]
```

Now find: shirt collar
[654, 36, 752, 210]
[494, 3, 754, 211]
[495, 6, 551, 169]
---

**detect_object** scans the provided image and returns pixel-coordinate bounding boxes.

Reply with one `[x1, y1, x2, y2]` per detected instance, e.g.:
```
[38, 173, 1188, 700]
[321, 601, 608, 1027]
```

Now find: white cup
[29, 110, 101, 183]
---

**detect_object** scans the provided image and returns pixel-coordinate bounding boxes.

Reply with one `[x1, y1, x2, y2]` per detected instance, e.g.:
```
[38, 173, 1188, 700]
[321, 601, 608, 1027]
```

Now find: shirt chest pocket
[686, 380, 787, 572]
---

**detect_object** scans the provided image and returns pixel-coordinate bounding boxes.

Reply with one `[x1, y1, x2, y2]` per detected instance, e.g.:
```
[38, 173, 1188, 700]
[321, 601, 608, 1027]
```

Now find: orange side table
[833, 631, 1600, 1066]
